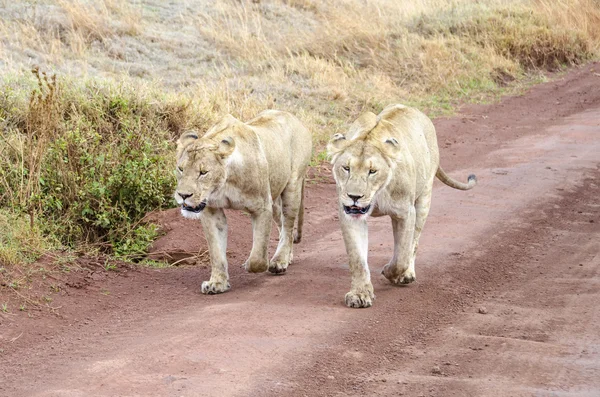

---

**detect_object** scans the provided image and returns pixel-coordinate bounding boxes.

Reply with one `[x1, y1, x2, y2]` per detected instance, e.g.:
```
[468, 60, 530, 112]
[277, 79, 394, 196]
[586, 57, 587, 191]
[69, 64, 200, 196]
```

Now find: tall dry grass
[2, 1, 599, 133]
[180, 0, 600, 141]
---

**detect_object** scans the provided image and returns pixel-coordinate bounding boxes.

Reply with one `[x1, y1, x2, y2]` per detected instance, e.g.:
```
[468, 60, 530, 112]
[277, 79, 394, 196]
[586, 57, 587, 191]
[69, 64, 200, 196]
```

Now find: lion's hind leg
[382, 192, 432, 285]
[293, 178, 305, 244]
[269, 178, 302, 274]
[272, 195, 283, 233]
[409, 191, 432, 282]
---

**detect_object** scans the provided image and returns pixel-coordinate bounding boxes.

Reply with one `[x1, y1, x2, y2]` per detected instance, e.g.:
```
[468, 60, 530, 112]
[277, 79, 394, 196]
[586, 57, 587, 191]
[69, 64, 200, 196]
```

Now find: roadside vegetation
[1, 0, 599, 301]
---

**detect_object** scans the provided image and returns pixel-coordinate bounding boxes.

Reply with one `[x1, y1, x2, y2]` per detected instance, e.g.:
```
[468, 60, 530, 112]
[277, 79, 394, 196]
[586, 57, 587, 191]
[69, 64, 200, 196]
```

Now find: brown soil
[1, 63, 600, 397]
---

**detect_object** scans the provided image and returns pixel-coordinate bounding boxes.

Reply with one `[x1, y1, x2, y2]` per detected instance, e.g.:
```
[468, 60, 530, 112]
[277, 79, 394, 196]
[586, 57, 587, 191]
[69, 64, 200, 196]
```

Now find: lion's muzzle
[343, 204, 371, 215]
[182, 200, 207, 213]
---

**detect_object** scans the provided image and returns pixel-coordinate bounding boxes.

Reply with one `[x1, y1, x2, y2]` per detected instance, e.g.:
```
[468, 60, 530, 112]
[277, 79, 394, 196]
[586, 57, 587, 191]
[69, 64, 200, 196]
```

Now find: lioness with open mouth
[175, 111, 312, 294]
[328, 104, 476, 308]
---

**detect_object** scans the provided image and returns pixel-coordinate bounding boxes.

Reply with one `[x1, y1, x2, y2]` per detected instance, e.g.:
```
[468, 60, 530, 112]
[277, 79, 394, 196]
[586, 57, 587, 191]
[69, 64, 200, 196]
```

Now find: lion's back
[246, 110, 312, 196]
[248, 110, 312, 169]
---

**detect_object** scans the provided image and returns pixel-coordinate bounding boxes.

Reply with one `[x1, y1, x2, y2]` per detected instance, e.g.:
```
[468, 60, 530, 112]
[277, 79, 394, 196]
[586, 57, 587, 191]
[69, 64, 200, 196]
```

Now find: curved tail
[293, 178, 305, 244]
[436, 166, 477, 190]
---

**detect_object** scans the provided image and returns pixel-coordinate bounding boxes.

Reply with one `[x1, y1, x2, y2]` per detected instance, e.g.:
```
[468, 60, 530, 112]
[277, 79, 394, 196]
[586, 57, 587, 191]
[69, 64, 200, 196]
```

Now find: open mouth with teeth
[182, 201, 207, 213]
[343, 204, 371, 215]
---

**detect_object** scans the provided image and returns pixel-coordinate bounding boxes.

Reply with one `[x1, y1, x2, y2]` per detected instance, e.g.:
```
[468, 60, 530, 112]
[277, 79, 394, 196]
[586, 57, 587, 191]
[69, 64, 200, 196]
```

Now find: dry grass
[1, 1, 599, 144]
[0, 0, 596, 127]
[0, 206, 62, 310]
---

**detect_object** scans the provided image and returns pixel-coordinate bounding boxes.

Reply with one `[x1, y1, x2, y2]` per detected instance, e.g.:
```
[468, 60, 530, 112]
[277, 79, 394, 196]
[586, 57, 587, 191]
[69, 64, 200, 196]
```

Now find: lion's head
[327, 113, 399, 218]
[174, 117, 237, 220]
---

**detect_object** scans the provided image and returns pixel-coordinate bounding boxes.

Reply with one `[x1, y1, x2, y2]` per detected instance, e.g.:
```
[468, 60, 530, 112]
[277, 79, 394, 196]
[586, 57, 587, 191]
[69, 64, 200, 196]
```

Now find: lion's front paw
[398, 269, 416, 284]
[243, 258, 268, 273]
[345, 288, 375, 308]
[268, 252, 293, 275]
[268, 259, 289, 275]
[382, 263, 399, 282]
[382, 264, 416, 285]
[201, 279, 230, 294]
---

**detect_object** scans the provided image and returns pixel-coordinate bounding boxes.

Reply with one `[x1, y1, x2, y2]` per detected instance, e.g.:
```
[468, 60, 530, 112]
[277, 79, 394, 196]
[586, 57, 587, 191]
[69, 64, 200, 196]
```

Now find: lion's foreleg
[200, 207, 231, 294]
[382, 206, 417, 284]
[244, 206, 272, 273]
[340, 209, 374, 308]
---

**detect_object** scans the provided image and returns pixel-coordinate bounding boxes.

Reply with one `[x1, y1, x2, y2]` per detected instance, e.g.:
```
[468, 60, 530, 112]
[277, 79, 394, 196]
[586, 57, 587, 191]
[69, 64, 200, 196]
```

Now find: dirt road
[1, 64, 599, 397]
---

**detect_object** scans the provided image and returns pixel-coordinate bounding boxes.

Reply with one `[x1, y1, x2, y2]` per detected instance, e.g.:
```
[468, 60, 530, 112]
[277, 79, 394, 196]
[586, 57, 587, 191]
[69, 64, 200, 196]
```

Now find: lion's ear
[176, 131, 199, 158]
[216, 136, 235, 159]
[385, 137, 399, 147]
[206, 114, 239, 136]
[380, 137, 401, 157]
[327, 133, 349, 163]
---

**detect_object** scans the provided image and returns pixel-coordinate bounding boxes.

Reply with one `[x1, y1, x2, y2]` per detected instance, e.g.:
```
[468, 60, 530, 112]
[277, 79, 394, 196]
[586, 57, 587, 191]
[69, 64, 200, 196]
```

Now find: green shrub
[0, 70, 194, 257]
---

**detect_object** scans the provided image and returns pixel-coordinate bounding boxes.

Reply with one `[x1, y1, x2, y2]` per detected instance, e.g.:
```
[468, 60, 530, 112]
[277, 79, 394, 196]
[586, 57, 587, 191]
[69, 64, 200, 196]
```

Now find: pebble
[478, 307, 488, 314]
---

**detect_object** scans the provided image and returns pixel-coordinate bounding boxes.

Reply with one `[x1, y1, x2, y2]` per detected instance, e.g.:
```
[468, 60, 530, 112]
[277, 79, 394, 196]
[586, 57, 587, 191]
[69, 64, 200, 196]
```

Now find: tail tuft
[294, 178, 305, 244]
[467, 174, 477, 189]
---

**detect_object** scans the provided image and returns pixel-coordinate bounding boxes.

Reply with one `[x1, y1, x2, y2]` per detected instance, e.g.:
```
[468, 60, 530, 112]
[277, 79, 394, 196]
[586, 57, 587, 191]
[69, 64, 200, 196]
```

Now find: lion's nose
[178, 192, 193, 200]
[348, 194, 363, 202]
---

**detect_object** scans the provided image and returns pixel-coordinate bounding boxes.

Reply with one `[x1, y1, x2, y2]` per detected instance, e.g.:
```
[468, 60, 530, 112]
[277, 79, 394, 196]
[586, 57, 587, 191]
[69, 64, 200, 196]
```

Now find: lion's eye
[369, 169, 377, 175]
[342, 166, 350, 172]
[177, 166, 183, 173]
[199, 170, 208, 176]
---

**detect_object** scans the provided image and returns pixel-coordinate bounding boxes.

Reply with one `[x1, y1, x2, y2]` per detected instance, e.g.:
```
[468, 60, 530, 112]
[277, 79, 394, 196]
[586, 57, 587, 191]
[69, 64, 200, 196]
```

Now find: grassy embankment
[1, 0, 599, 304]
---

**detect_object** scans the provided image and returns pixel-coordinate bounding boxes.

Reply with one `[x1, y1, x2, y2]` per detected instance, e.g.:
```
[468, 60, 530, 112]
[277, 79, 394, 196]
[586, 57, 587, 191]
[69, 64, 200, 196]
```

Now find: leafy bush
[0, 70, 198, 258]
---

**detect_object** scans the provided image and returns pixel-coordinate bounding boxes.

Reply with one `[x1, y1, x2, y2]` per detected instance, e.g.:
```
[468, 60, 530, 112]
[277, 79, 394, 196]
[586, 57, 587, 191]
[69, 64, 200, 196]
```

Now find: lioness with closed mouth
[328, 104, 476, 308]
[175, 110, 312, 294]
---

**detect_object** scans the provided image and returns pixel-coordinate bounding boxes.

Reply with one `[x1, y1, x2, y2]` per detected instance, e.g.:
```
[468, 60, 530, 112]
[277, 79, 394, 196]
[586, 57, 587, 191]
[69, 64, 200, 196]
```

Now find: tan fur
[328, 104, 476, 308]
[175, 110, 312, 294]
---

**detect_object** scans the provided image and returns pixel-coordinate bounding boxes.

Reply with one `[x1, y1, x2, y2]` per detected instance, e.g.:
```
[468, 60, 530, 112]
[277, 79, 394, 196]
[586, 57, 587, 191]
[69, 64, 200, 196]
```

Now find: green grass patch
[0, 209, 58, 267]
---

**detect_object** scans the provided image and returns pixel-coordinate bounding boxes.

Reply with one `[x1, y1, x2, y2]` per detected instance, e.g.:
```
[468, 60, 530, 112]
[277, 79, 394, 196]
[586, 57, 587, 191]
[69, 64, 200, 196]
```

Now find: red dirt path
[1, 63, 599, 397]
